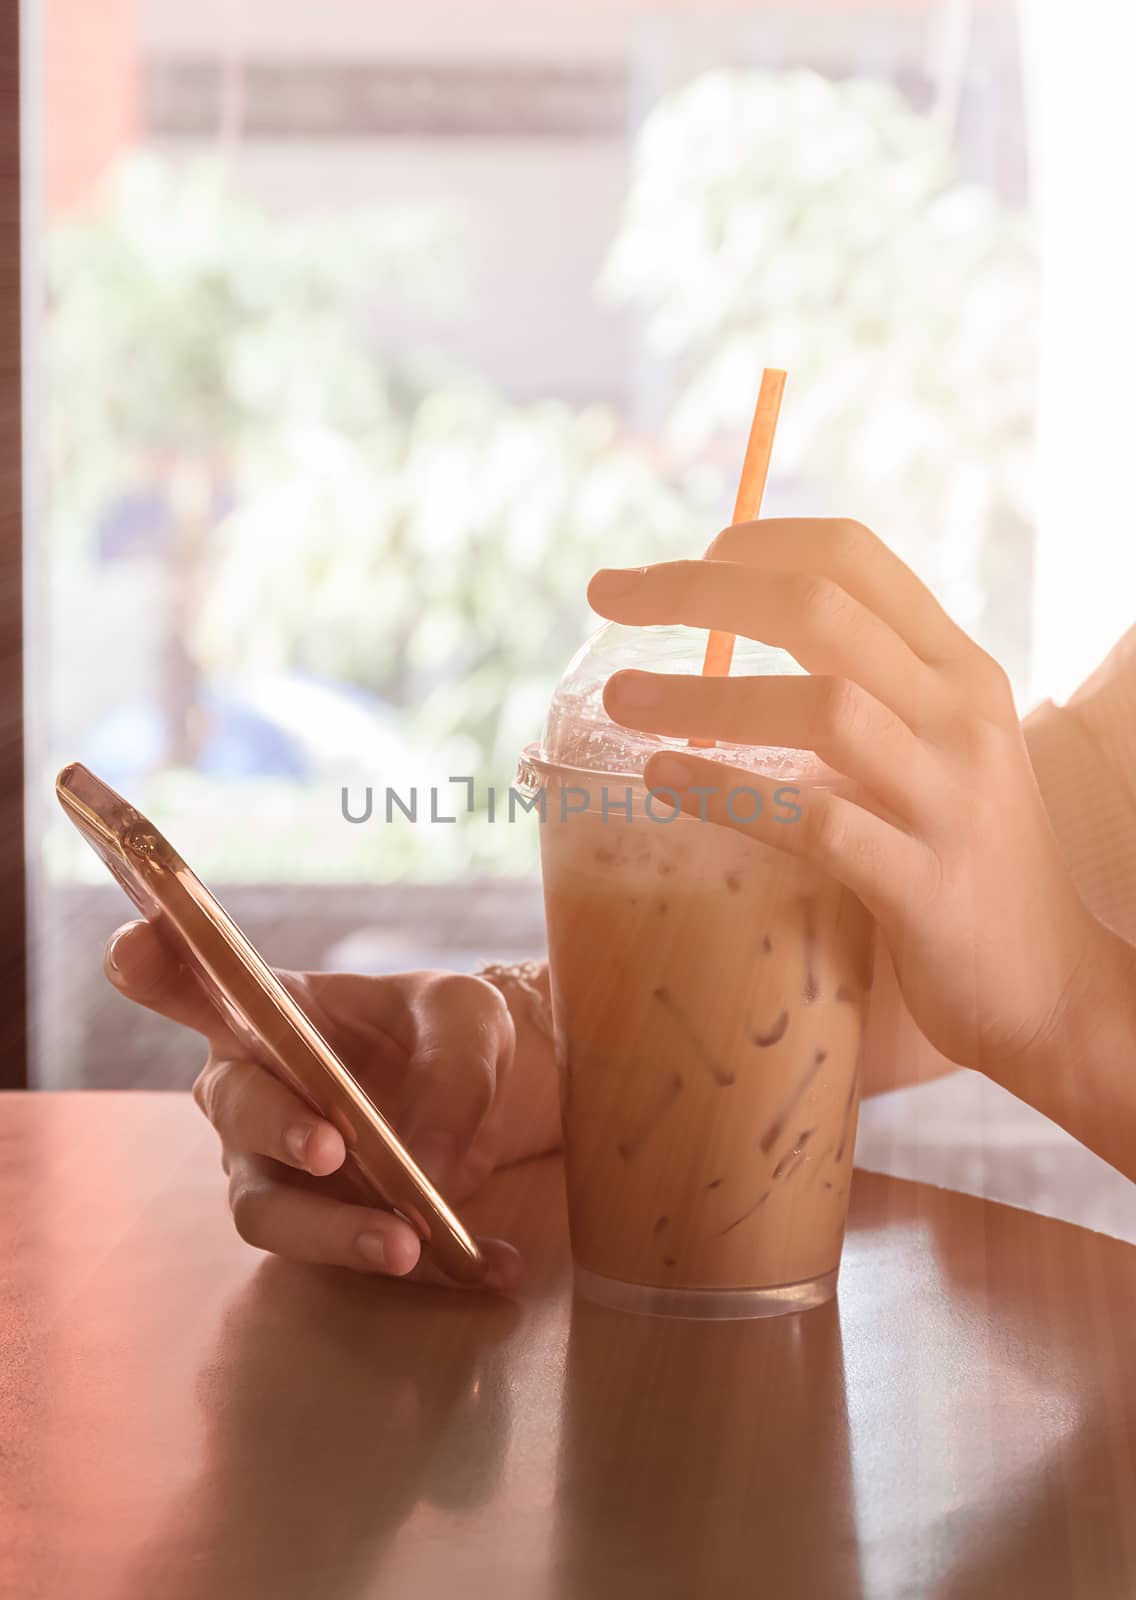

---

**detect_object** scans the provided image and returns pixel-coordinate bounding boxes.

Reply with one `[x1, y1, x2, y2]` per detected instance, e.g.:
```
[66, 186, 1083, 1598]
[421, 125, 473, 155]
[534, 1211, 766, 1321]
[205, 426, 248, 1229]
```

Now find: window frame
[1, 0, 26, 1089]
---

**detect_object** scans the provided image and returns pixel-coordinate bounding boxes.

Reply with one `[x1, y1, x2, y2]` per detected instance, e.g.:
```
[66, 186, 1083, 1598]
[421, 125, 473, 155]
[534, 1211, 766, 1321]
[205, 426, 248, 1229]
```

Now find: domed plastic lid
[534, 620, 828, 781]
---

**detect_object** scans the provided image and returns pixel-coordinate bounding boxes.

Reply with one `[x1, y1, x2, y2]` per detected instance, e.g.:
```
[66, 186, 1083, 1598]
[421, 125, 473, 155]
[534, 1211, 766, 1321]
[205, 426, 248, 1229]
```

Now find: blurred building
[44, 0, 138, 213]
[47, 0, 1026, 414]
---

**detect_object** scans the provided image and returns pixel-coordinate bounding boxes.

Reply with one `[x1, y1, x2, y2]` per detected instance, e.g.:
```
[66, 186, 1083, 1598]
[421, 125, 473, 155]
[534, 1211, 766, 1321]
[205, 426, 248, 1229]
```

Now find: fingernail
[409, 1130, 460, 1191]
[357, 1228, 419, 1275]
[105, 927, 126, 977]
[284, 1123, 313, 1167]
[356, 1230, 389, 1268]
[484, 1251, 523, 1293]
[609, 670, 660, 711]
[650, 754, 694, 788]
[592, 567, 646, 596]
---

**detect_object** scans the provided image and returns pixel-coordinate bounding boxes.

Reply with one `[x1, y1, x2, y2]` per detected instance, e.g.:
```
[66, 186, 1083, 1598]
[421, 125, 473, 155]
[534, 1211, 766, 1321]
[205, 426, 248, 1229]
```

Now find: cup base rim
[572, 1263, 838, 1321]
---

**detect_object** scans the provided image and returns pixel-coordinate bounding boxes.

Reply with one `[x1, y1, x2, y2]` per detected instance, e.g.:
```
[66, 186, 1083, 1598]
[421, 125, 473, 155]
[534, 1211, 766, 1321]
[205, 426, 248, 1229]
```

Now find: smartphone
[56, 761, 487, 1287]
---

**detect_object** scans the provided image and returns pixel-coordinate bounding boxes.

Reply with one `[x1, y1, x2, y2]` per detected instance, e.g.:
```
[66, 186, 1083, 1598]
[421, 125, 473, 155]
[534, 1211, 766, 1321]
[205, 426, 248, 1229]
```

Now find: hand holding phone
[59, 763, 519, 1290]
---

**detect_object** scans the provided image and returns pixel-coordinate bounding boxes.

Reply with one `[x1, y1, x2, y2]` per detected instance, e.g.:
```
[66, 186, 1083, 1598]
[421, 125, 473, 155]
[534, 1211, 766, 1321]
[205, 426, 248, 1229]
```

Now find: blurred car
[81, 670, 422, 786]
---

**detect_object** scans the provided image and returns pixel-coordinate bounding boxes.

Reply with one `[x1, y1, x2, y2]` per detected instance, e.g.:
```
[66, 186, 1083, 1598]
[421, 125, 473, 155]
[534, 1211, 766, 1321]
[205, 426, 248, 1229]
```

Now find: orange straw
[689, 367, 786, 749]
[700, 366, 786, 680]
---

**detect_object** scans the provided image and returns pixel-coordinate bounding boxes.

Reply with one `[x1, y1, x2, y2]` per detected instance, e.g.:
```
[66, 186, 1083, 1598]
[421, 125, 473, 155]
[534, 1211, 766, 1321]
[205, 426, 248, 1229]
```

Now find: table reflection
[553, 1293, 862, 1597]
[117, 1258, 517, 1600]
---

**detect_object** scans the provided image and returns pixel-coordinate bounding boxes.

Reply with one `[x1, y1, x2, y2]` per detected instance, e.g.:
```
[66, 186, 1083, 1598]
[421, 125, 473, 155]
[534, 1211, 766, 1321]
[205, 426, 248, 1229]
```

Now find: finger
[642, 749, 940, 931]
[270, 970, 498, 1198]
[588, 560, 940, 731]
[397, 975, 515, 1192]
[606, 670, 935, 826]
[105, 920, 223, 1040]
[282, 969, 410, 1063]
[227, 1153, 422, 1275]
[704, 518, 981, 674]
[475, 1238, 523, 1293]
[409, 1234, 524, 1294]
[227, 1155, 521, 1291]
[194, 1056, 346, 1177]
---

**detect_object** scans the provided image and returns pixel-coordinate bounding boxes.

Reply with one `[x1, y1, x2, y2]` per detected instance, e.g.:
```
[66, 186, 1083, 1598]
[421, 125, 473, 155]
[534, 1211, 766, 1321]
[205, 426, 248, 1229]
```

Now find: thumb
[399, 975, 514, 1196]
[104, 920, 224, 1041]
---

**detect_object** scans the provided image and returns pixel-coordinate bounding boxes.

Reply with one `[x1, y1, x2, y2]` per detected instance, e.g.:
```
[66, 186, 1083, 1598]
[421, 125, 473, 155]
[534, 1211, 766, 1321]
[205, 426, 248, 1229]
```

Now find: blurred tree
[195, 381, 696, 775]
[46, 153, 463, 767]
[602, 70, 1038, 683]
[47, 153, 699, 800]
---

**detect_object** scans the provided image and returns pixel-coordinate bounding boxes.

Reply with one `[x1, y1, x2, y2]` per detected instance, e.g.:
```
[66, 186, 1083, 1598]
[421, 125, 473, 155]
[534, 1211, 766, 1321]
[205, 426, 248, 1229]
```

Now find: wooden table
[3, 1093, 1135, 1599]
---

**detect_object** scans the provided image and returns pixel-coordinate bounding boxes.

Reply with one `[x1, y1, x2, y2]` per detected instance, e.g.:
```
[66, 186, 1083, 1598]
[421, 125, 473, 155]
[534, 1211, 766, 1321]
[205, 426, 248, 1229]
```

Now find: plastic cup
[517, 622, 874, 1319]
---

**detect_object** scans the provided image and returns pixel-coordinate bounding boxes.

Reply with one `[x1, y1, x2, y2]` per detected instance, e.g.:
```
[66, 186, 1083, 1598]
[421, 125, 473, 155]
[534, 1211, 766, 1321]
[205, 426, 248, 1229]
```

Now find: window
[29, 0, 1039, 1088]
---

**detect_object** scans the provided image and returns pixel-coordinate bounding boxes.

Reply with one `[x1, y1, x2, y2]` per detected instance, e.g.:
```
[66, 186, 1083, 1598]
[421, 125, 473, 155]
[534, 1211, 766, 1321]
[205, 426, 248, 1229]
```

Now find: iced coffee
[522, 621, 875, 1318]
[537, 775, 871, 1315]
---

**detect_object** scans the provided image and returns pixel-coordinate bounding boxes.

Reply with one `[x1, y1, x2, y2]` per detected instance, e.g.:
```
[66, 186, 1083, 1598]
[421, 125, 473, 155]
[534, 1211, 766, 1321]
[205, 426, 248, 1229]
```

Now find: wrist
[1047, 922, 1136, 1065]
[475, 959, 553, 1042]
[475, 959, 562, 1166]
[996, 918, 1136, 1134]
